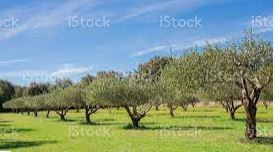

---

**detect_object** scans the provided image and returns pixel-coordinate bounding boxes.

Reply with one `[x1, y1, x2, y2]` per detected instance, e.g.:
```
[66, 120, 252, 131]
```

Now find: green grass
[0, 105, 272, 152]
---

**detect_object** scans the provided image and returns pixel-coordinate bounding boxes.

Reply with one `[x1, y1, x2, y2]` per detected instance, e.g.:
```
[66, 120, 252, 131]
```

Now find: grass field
[0, 105, 272, 152]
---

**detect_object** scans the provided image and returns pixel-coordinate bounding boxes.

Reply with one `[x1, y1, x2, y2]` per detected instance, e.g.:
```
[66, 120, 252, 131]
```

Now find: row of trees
[2, 32, 273, 140]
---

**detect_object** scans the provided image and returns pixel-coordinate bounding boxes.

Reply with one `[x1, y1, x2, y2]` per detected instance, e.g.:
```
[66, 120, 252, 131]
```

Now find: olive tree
[48, 87, 79, 121]
[93, 75, 153, 128]
[227, 32, 272, 139]
[160, 52, 201, 117]
[25, 95, 47, 117]
[78, 74, 103, 124]
[196, 46, 243, 120]
[136, 56, 173, 110]
[3, 97, 25, 113]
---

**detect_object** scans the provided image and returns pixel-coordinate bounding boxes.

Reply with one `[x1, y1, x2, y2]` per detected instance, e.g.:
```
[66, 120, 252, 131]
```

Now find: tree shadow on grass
[0, 140, 57, 149]
[0, 120, 13, 123]
[238, 111, 268, 114]
[255, 137, 273, 145]
[0, 124, 11, 127]
[239, 137, 273, 145]
[55, 119, 78, 123]
[195, 109, 215, 112]
[175, 115, 221, 119]
[78, 121, 160, 126]
[78, 121, 127, 126]
[123, 124, 233, 131]
[0, 127, 34, 134]
[235, 118, 273, 123]
[98, 118, 116, 122]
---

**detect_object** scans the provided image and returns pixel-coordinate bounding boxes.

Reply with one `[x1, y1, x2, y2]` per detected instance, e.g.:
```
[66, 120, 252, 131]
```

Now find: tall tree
[197, 46, 243, 120]
[229, 32, 272, 139]
[137, 56, 173, 110]
[160, 51, 201, 117]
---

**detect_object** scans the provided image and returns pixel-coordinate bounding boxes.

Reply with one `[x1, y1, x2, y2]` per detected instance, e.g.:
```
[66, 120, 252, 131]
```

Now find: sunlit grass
[0, 105, 272, 152]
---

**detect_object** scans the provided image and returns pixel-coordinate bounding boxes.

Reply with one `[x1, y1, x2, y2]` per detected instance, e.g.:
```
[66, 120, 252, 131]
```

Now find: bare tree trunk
[46, 110, 50, 118]
[131, 117, 140, 128]
[34, 111, 38, 117]
[191, 102, 195, 108]
[245, 104, 257, 139]
[84, 106, 91, 124]
[84, 105, 99, 124]
[155, 105, 159, 111]
[124, 105, 151, 128]
[60, 114, 66, 121]
[181, 104, 188, 111]
[55, 109, 68, 121]
[225, 101, 229, 112]
[169, 106, 175, 117]
[227, 99, 242, 120]
[241, 77, 262, 140]
[229, 110, 235, 119]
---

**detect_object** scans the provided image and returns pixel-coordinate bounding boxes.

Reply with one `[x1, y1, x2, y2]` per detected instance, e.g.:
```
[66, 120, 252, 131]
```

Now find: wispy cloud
[0, 0, 97, 40]
[0, 58, 29, 66]
[115, 0, 235, 22]
[0, 64, 94, 84]
[131, 37, 228, 57]
[117, 0, 185, 21]
[51, 64, 94, 78]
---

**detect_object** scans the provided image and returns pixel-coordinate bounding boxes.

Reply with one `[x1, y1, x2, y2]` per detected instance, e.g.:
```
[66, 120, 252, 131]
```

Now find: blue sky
[0, 0, 272, 85]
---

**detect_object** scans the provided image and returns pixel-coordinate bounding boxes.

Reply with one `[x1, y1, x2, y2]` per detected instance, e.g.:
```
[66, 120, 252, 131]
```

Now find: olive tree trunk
[84, 105, 99, 124]
[55, 108, 69, 121]
[226, 99, 243, 120]
[168, 105, 177, 117]
[34, 110, 38, 117]
[245, 103, 257, 139]
[124, 105, 152, 128]
[46, 110, 50, 118]
[240, 77, 263, 140]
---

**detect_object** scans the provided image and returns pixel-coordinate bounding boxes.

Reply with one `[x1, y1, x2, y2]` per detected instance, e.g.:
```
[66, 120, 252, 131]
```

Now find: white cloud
[131, 37, 228, 57]
[0, 58, 29, 66]
[51, 64, 94, 78]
